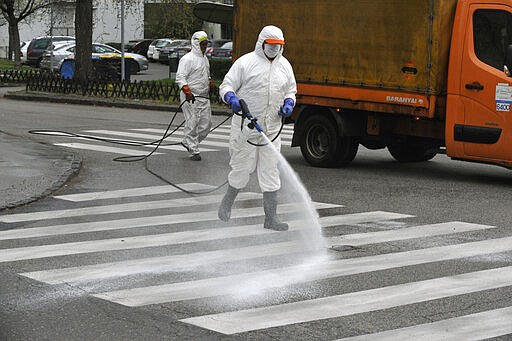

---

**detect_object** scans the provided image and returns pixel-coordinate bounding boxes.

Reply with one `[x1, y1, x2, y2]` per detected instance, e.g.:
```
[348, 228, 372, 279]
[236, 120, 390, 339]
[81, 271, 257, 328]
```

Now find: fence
[0, 68, 41, 83]
[1, 69, 223, 104]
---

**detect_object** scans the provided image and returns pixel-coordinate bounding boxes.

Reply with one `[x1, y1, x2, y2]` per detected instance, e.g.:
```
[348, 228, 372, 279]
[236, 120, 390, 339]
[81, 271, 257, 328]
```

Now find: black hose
[29, 97, 287, 195]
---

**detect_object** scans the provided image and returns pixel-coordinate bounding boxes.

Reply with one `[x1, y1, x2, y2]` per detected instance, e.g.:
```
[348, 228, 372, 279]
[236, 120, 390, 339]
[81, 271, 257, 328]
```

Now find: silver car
[40, 42, 149, 74]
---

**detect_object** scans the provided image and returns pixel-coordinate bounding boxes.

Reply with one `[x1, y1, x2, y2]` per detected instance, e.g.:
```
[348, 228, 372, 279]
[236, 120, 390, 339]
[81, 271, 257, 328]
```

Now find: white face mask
[263, 43, 281, 58]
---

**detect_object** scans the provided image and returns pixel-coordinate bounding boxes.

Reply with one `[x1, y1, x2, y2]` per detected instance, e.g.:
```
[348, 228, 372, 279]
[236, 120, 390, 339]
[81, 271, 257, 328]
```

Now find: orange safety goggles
[265, 38, 285, 45]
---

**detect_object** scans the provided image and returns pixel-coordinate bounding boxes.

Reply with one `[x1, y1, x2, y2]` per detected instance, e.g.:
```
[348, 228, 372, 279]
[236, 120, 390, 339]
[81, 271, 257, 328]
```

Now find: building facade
[0, 0, 144, 58]
[0, 0, 231, 59]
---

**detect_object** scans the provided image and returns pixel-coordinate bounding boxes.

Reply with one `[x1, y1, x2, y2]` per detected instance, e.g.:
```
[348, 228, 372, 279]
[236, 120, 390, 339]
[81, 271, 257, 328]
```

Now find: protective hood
[191, 31, 209, 56]
[255, 25, 285, 60]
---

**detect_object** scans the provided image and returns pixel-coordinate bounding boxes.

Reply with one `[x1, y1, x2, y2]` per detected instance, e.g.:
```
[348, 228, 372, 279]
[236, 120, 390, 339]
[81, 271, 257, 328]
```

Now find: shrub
[210, 59, 232, 81]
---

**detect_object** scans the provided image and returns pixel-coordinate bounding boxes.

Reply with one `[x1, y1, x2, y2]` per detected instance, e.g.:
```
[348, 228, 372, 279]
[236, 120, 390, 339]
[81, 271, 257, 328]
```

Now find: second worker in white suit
[176, 31, 215, 161]
[218, 25, 297, 231]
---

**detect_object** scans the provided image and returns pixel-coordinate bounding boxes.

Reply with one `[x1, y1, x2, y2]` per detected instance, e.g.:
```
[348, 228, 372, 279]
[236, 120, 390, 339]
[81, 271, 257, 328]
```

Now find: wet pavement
[0, 85, 228, 211]
[0, 131, 81, 210]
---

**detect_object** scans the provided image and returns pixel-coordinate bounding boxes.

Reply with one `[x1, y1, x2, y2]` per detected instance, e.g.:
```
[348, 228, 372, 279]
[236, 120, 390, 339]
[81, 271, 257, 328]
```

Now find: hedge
[210, 59, 232, 81]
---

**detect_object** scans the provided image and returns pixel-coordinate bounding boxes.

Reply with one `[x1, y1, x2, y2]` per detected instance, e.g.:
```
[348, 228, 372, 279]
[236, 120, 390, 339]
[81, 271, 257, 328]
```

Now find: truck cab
[446, 1, 512, 168]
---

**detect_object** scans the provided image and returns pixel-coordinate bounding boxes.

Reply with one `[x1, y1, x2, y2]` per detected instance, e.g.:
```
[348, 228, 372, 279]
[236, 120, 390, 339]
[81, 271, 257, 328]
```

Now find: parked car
[38, 42, 80, 72]
[26, 36, 75, 67]
[211, 41, 233, 61]
[147, 38, 173, 61]
[40, 42, 149, 74]
[19, 40, 31, 64]
[124, 38, 153, 56]
[152, 39, 178, 62]
[205, 39, 231, 59]
[158, 39, 190, 64]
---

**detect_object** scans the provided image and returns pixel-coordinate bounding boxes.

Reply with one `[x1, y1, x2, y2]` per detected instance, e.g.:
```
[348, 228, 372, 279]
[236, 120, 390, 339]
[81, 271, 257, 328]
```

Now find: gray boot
[263, 191, 288, 231]
[218, 185, 239, 222]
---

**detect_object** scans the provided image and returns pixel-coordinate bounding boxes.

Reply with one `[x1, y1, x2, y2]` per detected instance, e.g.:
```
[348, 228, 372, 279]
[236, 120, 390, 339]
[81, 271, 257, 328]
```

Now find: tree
[74, 0, 93, 80]
[0, 0, 50, 66]
[144, 0, 202, 39]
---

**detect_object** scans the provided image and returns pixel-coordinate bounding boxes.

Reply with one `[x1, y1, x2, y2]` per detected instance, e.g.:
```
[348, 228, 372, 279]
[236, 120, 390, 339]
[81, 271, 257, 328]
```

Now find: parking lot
[131, 60, 170, 81]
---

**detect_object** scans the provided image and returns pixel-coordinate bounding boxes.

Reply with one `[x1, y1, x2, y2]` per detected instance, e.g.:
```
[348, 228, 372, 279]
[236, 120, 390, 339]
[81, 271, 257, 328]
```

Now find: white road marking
[85, 130, 230, 148]
[18, 212, 413, 284]
[337, 306, 512, 341]
[53, 142, 164, 155]
[0, 192, 262, 223]
[0, 210, 399, 241]
[23, 240, 318, 284]
[54, 183, 216, 202]
[91, 228, 502, 307]
[329, 222, 493, 246]
[132, 128, 293, 145]
[179, 265, 512, 334]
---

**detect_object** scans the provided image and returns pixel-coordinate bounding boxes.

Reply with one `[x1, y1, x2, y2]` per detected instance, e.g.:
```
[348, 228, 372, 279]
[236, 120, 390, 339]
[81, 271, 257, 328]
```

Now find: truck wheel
[387, 142, 439, 162]
[300, 114, 358, 168]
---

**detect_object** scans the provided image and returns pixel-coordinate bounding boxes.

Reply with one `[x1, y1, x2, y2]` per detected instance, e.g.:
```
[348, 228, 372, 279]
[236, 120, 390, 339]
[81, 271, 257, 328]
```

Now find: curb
[4, 91, 232, 116]
[0, 146, 82, 212]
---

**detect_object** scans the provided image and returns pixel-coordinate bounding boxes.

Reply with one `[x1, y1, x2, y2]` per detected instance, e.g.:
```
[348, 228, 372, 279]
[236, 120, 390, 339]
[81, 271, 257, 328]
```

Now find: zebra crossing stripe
[2, 232, 305, 264]
[53, 143, 164, 156]
[134, 127, 294, 139]
[22, 240, 319, 284]
[133, 128, 234, 140]
[85, 130, 230, 148]
[89, 229, 504, 307]
[328, 221, 493, 246]
[195, 126, 294, 138]
[64, 130, 219, 152]
[0, 210, 397, 242]
[54, 183, 216, 202]
[18, 212, 413, 284]
[0, 203, 339, 261]
[336, 306, 512, 340]
[179, 265, 512, 334]
[0, 192, 262, 223]
[132, 128, 293, 144]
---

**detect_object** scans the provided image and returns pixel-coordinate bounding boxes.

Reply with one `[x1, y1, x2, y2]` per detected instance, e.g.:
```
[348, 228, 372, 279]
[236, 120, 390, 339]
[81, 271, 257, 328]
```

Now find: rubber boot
[218, 185, 239, 222]
[263, 191, 288, 231]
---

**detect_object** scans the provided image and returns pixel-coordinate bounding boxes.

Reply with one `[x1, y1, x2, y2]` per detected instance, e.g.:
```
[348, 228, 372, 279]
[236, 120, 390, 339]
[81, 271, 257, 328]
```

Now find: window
[473, 9, 512, 70]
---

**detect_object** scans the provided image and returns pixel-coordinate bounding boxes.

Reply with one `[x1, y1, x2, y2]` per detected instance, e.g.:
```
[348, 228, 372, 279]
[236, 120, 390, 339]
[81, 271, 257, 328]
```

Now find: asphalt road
[1, 97, 512, 340]
[131, 60, 172, 82]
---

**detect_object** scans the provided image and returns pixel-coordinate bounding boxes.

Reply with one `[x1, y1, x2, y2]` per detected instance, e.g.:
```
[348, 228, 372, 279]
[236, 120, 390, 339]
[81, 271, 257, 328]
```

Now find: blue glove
[224, 91, 241, 113]
[279, 98, 294, 117]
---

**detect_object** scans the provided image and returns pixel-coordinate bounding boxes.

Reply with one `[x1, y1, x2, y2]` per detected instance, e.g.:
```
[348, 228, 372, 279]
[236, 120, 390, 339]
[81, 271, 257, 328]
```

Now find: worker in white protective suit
[176, 31, 215, 161]
[218, 25, 297, 231]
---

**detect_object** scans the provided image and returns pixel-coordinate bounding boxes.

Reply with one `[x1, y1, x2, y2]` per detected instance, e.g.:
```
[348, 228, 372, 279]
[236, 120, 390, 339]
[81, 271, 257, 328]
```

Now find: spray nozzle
[239, 99, 263, 133]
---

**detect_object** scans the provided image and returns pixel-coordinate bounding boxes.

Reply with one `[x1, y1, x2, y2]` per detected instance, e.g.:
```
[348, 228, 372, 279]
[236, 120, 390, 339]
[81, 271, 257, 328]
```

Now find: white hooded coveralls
[219, 25, 297, 192]
[176, 31, 212, 155]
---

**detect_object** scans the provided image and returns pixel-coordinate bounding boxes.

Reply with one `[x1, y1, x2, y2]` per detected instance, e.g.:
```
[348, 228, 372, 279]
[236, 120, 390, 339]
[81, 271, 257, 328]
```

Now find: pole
[50, 3, 54, 72]
[120, 0, 125, 82]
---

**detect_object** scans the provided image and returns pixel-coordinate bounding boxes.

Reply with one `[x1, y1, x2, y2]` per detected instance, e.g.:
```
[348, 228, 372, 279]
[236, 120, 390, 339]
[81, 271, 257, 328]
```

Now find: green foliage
[210, 59, 232, 81]
[0, 58, 30, 70]
[144, 1, 202, 39]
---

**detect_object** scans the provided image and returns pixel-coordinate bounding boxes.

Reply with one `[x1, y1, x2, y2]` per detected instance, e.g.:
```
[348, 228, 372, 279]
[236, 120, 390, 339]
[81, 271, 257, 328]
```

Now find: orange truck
[232, 0, 512, 168]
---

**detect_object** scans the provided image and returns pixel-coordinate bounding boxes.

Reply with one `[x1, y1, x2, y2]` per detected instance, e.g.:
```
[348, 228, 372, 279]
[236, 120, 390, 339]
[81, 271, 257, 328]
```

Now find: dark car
[124, 39, 153, 57]
[158, 40, 190, 64]
[211, 41, 233, 61]
[206, 39, 231, 59]
[26, 36, 75, 67]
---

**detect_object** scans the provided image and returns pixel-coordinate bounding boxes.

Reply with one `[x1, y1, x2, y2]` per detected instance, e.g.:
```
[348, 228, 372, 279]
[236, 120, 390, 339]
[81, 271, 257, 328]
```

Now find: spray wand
[239, 99, 263, 133]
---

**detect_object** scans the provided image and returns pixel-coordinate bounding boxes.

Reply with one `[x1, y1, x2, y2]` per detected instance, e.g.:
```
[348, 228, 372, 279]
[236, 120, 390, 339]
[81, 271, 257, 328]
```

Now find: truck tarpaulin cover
[234, 0, 457, 95]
